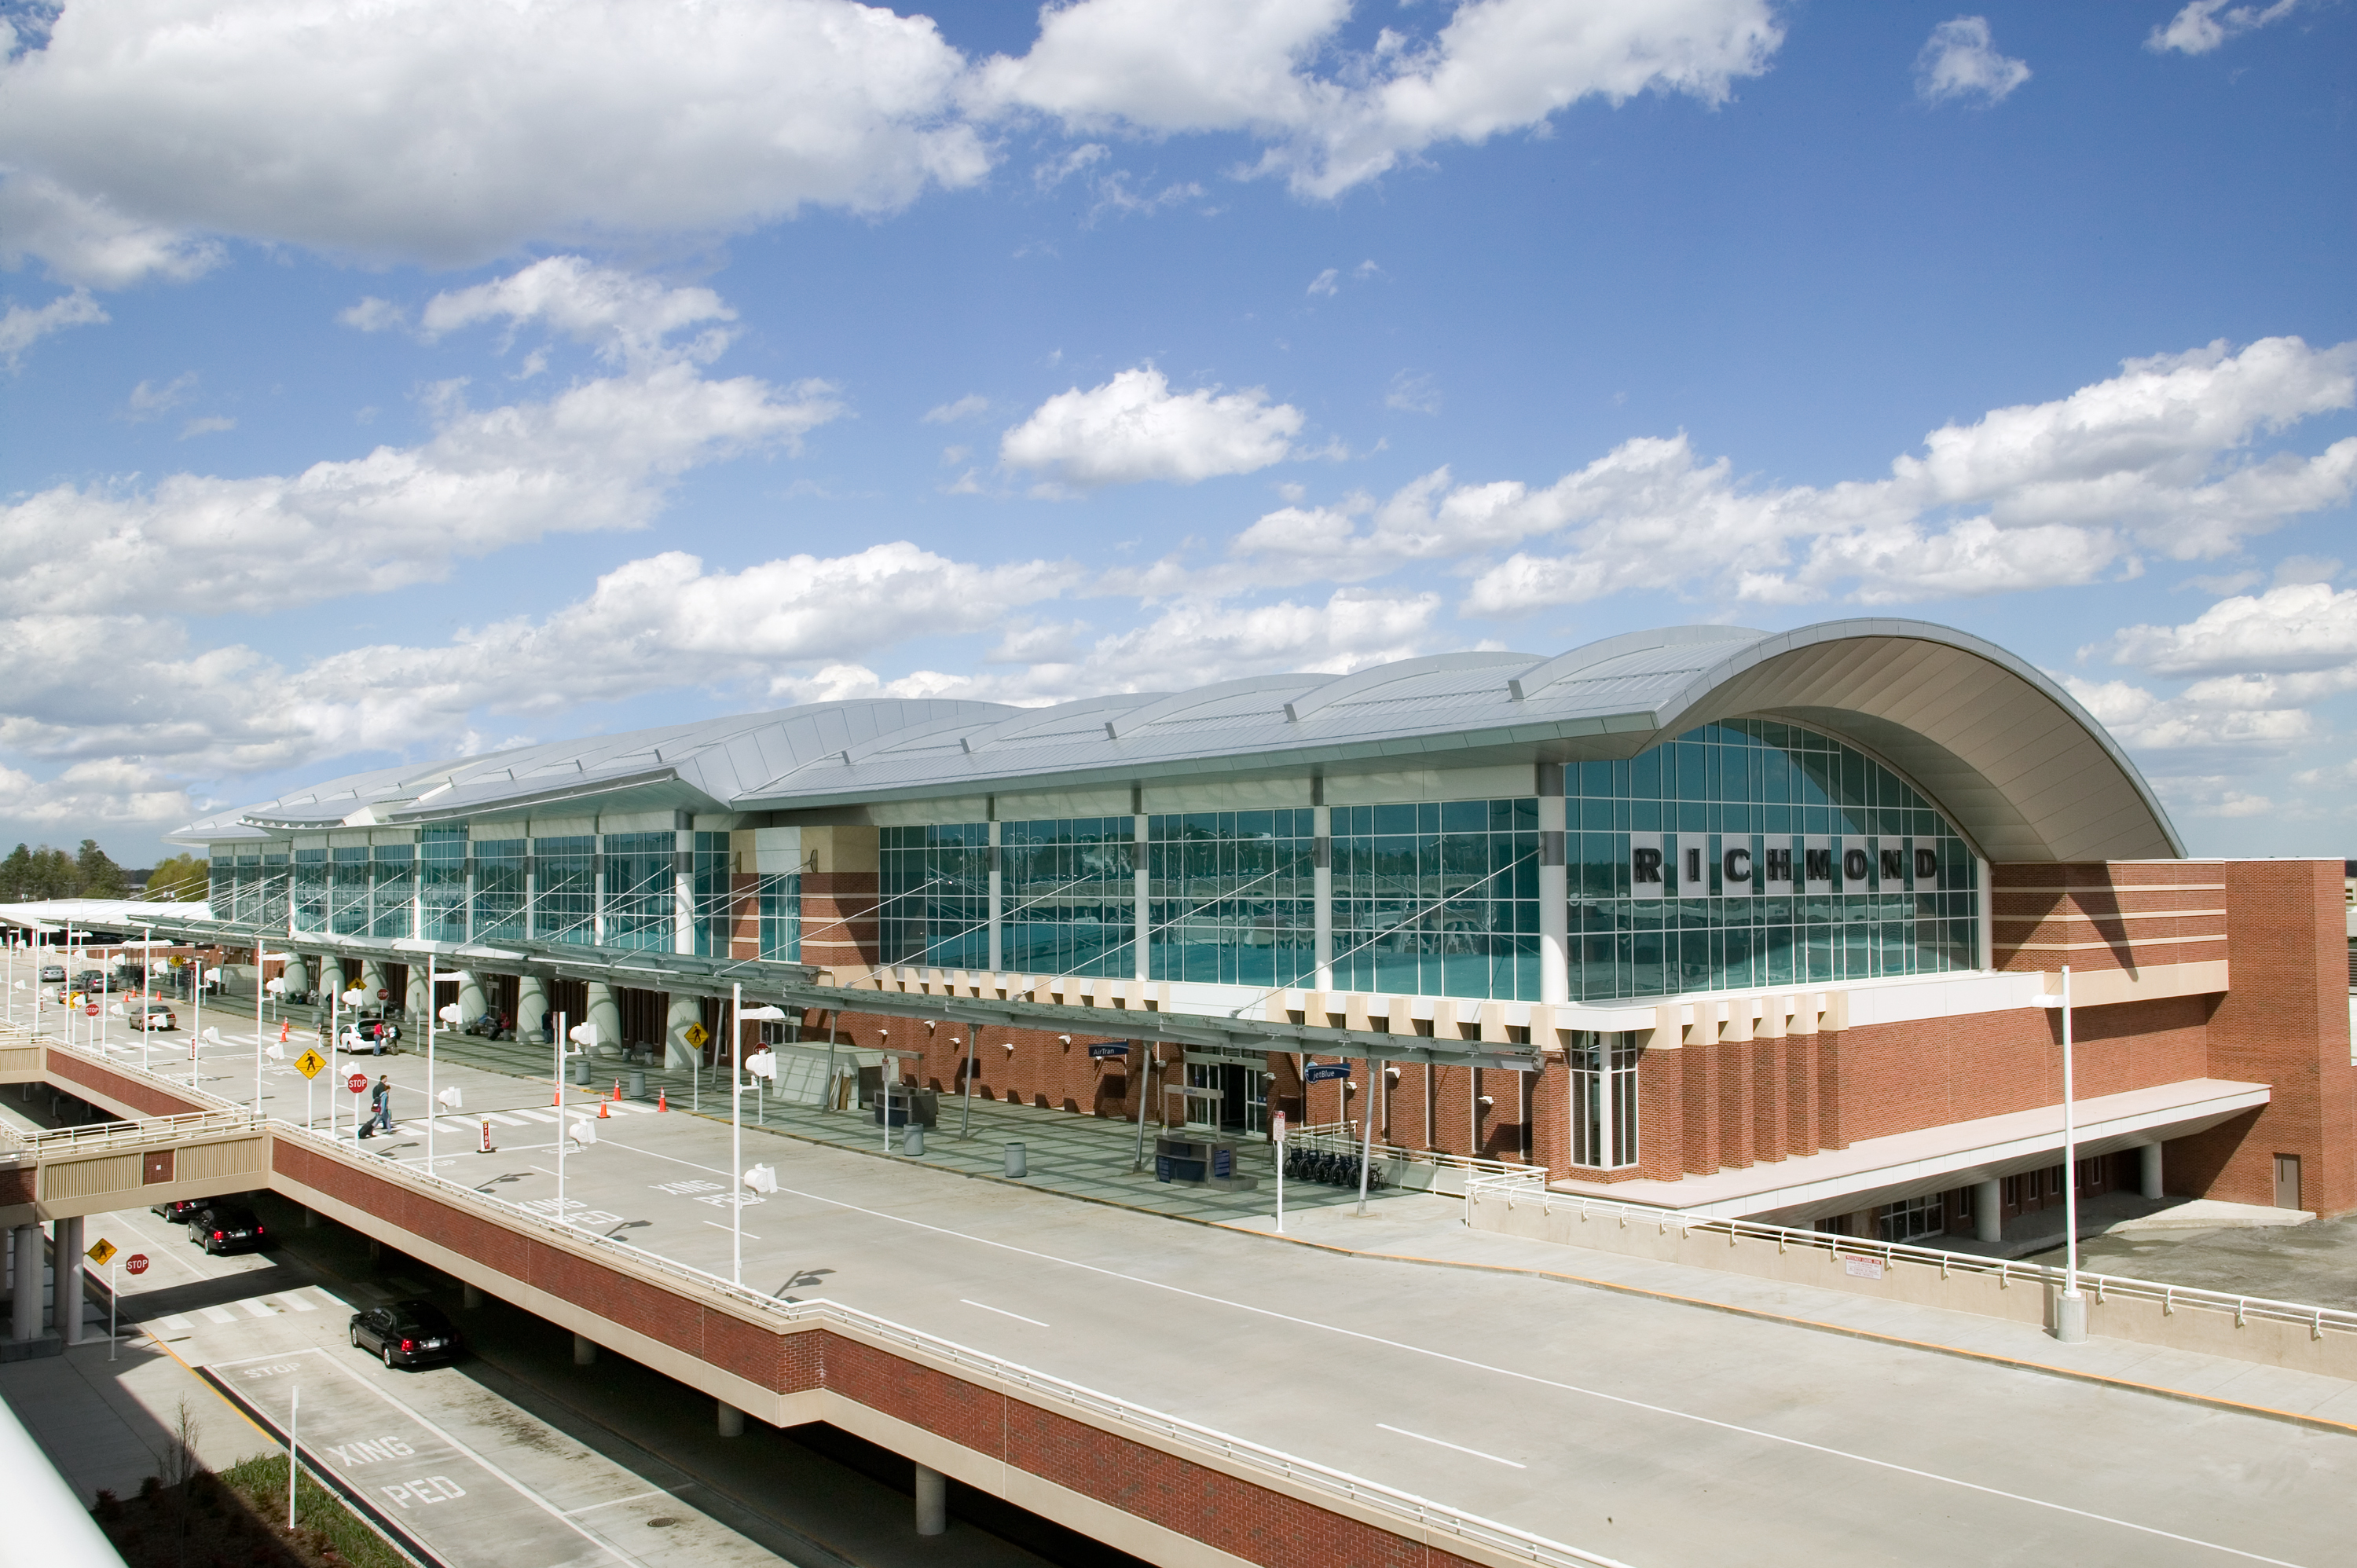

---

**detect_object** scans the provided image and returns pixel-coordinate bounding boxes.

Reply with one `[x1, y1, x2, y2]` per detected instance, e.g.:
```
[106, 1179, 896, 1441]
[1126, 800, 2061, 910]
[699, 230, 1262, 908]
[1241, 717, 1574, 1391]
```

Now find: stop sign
[348, 1072, 368, 1094]
[377, 988, 390, 1001]
[85, 1003, 99, 1017]
[125, 1254, 150, 1276]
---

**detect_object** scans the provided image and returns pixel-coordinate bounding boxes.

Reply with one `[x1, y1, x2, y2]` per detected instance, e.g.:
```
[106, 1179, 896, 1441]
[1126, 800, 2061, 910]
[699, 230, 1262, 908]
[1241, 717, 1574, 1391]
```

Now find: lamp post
[2040, 965, 2086, 1343]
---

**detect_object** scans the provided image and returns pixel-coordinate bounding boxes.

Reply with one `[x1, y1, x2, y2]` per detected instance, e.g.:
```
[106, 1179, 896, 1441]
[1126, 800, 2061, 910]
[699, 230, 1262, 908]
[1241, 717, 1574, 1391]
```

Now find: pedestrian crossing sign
[294, 1048, 327, 1079]
[86, 1237, 116, 1266]
[683, 1022, 709, 1048]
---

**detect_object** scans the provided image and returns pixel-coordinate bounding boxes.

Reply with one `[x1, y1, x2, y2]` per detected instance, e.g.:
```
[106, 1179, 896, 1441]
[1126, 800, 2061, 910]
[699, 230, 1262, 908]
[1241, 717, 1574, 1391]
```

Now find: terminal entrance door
[1183, 1063, 1268, 1138]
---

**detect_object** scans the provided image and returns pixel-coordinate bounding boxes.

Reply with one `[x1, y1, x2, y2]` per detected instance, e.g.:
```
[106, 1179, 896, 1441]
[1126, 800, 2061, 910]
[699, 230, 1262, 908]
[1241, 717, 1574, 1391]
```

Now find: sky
[1, 0, 2352, 867]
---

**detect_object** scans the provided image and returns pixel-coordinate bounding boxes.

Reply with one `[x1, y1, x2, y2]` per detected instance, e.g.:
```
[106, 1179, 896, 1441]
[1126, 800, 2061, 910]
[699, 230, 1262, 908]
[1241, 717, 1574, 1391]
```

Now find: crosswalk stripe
[277, 1292, 317, 1313]
[484, 1112, 526, 1126]
[512, 1109, 555, 1123]
[611, 1101, 657, 1114]
[199, 1306, 236, 1324]
[239, 1298, 277, 1317]
[159, 1314, 191, 1332]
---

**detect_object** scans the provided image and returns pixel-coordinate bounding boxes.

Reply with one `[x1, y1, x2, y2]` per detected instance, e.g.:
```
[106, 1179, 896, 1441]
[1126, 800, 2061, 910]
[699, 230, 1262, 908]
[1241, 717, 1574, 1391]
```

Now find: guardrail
[1466, 1182, 2357, 1343]
[0, 1107, 258, 1156]
[1289, 1121, 1534, 1182]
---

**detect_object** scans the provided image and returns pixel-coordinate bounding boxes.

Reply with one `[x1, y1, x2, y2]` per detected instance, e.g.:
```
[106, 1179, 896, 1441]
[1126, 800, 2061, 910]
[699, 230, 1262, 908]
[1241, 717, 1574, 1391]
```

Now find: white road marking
[962, 1299, 1050, 1328]
[701, 1221, 761, 1240]
[238, 1298, 277, 1317]
[159, 1314, 192, 1332]
[278, 1291, 319, 1313]
[484, 1114, 525, 1127]
[588, 1131, 2308, 1568]
[199, 1305, 237, 1324]
[562, 1488, 673, 1516]
[512, 1110, 555, 1123]
[1376, 1423, 1525, 1468]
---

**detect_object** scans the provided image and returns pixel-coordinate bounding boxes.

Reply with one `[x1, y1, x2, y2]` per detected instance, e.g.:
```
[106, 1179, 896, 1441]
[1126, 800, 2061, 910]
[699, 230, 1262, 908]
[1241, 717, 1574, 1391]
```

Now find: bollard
[1004, 1143, 1026, 1179]
[915, 1465, 947, 1536]
[573, 1332, 597, 1366]
[904, 1124, 924, 1157]
[717, 1401, 744, 1438]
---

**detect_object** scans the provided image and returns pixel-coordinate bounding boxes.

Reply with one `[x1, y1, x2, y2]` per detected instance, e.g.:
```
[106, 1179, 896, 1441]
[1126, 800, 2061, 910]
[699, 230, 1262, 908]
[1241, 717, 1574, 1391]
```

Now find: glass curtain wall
[258, 852, 290, 929]
[878, 824, 990, 969]
[1569, 720, 1978, 1001]
[368, 844, 413, 939]
[330, 847, 369, 934]
[603, 831, 674, 951]
[1001, 817, 1134, 978]
[293, 849, 327, 932]
[1147, 810, 1317, 987]
[692, 831, 731, 956]
[418, 826, 467, 942]
[758, 874, 801, 960]
[534, 836, 595, 945]
[1331, 799, 1541, 1001]
[471, 838, 525, 940]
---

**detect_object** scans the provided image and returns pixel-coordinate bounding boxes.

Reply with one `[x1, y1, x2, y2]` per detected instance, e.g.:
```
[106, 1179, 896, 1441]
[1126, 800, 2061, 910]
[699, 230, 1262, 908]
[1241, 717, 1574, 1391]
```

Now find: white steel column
[674, 821, 696, 955]
[1133, 811, 1149, 983]
[987, 820, 1003, 973]
[1312, 800, 1332, 991]
[53, 1217, 82, 1345]
[592, 835, 607, 946]
[1538, 764, 1568, 1006]
[1978, 855, 1994, 969]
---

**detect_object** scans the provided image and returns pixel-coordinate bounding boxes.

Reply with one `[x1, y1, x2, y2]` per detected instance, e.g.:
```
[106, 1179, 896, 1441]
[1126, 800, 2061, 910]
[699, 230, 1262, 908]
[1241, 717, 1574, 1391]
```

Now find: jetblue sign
[1629, 833, 1943, 900]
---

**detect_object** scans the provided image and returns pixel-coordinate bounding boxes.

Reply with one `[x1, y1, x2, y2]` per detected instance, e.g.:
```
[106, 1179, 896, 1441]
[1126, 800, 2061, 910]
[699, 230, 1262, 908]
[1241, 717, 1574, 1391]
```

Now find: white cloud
[0, 286, 108, 368]
[123, 372, 197, 423]
[2147, 1, 2307, 55]
[1915, 16, 2030, 106]
[2105, 583, 2357, 679]
[981, 0, 1783, 198]
[178, 416, 236, 440]
[1218, 336, 2357, 614]
[338, 297, 405, 333]
[0, 362, 844, 618]
[1307, 268, 1340, 297]
[1001, 367, 1305, 489]
[0, 0, 988, 274]
[2060, 675, 2311, 756]
[1384, 371, 1442, 415]
[922, 394, 992, 424]
[416, 257, 735, 368]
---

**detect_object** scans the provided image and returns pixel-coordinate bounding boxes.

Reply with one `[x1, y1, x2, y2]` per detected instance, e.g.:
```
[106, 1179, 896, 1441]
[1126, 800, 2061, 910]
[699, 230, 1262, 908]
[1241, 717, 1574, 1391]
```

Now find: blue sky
[2, 0, 2352, 865]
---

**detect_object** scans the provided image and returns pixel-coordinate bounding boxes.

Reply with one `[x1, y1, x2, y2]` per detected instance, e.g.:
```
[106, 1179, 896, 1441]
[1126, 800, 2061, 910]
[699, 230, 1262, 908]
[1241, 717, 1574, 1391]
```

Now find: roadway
[24, 1002, 2357, 1567]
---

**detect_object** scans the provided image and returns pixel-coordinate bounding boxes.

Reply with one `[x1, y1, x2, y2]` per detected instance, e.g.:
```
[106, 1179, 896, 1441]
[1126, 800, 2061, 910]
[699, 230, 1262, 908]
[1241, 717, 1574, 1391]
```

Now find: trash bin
[629, 1068, 646, 1099]
[904, 1124, 925, 1156]
[572, 1059, 591, 1085]
[1004, 1142, 1026, 1178]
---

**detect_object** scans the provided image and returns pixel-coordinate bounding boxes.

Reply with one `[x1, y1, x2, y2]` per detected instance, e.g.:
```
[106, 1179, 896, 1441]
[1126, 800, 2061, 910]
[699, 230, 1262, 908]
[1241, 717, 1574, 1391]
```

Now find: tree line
[0, 841, 211, 903]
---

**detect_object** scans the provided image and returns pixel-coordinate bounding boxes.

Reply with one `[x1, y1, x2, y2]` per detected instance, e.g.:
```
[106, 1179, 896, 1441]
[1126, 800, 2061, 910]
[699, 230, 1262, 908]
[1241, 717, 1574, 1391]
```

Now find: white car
[339, 1017, 401, 1055]
[130, 1001, 178, 1031]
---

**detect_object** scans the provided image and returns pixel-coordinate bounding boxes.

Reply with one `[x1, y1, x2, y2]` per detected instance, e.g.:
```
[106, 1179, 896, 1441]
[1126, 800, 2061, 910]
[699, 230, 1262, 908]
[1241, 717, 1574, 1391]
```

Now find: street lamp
[2036, 965, 2084, 1343]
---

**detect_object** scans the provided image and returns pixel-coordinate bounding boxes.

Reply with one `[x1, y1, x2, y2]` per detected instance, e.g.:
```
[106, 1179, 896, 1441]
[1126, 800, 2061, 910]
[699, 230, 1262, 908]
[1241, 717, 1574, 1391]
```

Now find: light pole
[2040, 965, 2086, 1343]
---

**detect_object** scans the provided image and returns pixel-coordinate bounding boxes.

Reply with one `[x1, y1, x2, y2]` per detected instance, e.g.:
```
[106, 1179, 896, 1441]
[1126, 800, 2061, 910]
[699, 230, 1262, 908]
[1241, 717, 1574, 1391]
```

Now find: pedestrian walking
[374, 1073, 394, 1133]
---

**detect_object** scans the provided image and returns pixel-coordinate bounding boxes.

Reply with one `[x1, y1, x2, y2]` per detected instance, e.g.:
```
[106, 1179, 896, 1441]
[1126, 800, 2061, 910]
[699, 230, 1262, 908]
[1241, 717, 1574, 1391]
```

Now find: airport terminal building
[167, 620, 2355, 1236]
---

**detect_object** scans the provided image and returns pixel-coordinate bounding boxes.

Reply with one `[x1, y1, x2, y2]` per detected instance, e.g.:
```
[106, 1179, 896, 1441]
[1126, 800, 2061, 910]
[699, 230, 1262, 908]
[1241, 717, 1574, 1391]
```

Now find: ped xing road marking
[209, 1346, 636, 1566]
[1377, 1423, 1526, 1468]
[586, 1130, 2315, 1568]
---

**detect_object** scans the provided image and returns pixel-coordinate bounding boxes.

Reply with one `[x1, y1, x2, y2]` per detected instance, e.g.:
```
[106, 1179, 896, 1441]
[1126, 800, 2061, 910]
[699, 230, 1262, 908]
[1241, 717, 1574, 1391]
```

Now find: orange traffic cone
[552, 1087, 562, 1106]
[278, 1020, 290, 1044]
[610, 1079, 621, 1101]
[597, 1099, 610, 1119]
[657, 1089, 668, 1112]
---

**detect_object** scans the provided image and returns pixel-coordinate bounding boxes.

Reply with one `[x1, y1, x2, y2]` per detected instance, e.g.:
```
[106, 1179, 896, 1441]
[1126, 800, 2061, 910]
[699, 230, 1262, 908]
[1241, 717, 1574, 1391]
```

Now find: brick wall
[1992, 860, 2227, 974]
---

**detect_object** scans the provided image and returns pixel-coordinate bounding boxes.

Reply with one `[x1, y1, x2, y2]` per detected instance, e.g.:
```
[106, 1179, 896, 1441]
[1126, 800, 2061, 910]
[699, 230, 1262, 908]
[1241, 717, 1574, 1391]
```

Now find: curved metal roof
[175, 620, 2182, 863]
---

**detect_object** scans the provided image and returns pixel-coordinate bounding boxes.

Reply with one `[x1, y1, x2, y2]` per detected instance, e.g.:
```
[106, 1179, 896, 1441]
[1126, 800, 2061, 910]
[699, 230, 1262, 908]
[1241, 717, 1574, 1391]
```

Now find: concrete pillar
[1132, 813, 1149, 983]
[1312, 801, 1332, 991]
[359, 961, 386, 1007]
[10, 1226, 40, 1340]
[585, 984, 621, 1060]
[515, 975, 549, 1042]
[405, 965, 431, 1023]
[368, 1238, 382, 1262]
[302, 1207, 317, 1229]
[53, 1217, 82, 1345]
[462, 1284, 482, 1310]
[317, 957, 344, 1002]
[2140, 1141, 2165, 1200]
[664, 995, 703, 1072]
[1974, 1179, 2001, 1244]
[914, 1464, 946, 1536]
[573, 1332, 597, 1365]
[456, 970, 488, 1026]
[717, 1401, 743, 1438]
[282, 955, 310, 997]
[675, 826, 698, 957]
[986, 821, 1003, 973]
[1538, 769, 1568, 1005]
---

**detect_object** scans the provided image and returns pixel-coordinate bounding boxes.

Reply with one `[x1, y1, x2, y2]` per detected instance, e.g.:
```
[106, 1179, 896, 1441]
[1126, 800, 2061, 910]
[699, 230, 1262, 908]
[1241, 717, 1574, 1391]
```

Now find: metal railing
[1464, 1183, 2357, 1343]
[0, 1106, 258, 1157]
[1290, 1121, 1534, 1182]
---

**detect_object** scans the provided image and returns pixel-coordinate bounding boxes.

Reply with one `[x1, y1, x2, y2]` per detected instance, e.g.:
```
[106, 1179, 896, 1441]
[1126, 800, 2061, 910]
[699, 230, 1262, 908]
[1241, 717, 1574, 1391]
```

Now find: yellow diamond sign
[294, 1048, 327, 1080]
[682, 1022, 709, 1048]
[86, 1237, 116, 1266]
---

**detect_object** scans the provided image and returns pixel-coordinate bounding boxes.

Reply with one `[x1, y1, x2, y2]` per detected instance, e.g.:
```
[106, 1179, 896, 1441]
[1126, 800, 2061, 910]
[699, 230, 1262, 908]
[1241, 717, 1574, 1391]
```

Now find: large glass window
[603, 831, 674, 951]
[259, 852, 289, 928]
[229, 854, 260, 925]
[1569, 719, 1978, 1001]
[1148, 810, 1317, 988]
[330, 848, 369, 935]
[1569, 1032, 1641, 1169]
[1332, 799, 1540, 1001]
[1002, 817, 1134, 978]
[692, 831, 731, 957]
[207, 852, 230, 917]
[879, 824, 991, 969]
[418, 826, 466, 942]
[534, 836, 595, 945]
[758, 873, 801, 961]
[369, 844, 413, 939]
[471, 838, 525, 940]
[293, 849, 327, 932]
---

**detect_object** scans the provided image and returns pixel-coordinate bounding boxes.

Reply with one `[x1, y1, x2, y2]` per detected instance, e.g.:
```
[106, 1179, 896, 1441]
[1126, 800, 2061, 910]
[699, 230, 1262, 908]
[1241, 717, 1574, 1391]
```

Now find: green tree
[144, 852, 209, 903]
[75, 839, 128, 899]
[0, 844, 32, 902]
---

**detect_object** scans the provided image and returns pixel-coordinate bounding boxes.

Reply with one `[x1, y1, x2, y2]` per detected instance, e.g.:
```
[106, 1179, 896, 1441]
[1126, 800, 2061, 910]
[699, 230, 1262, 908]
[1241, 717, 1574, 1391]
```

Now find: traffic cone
[610, 1079, 621, 1102]
[278, 1020, 290, 1044]
[552, 1087, 562, 1106]
[657, 1089, 667, 1112]
[597, 1099, 610, 1119]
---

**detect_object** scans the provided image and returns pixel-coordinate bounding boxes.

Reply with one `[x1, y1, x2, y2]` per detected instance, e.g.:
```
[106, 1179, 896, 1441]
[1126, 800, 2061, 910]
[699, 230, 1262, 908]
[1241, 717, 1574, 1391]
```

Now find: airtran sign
[1626, 833, 1951, 901]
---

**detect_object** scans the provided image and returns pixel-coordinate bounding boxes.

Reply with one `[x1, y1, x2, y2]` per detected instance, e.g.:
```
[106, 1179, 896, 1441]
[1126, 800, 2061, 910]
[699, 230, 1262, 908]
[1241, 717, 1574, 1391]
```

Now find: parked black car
[187, 1203, 268, 1255]
[151, 1197, 204, 1223]
[349, 1299, 462, 1368]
